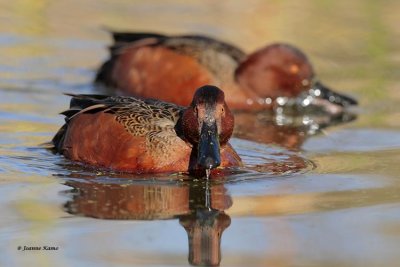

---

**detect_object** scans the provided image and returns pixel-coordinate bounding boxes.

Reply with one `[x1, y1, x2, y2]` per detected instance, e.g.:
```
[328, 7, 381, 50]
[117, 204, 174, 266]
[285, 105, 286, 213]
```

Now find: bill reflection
[64, 180, 232, 266]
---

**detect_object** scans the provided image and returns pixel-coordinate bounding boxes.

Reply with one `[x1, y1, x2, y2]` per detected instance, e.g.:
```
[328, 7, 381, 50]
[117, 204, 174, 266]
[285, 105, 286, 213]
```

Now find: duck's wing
[111, 31, 167, 43]
[95, 32, 246, 87]
[161, 35, 246, 63]
[109, 31, 246, 62]
[110, 97, 184, 139]
[53, 94, 185, 152]
[108, 32, 167, 53]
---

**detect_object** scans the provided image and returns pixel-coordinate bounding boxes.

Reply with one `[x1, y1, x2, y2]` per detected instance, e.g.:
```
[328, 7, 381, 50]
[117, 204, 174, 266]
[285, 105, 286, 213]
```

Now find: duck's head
[235, 43, 357, 112]
[182, 85, 234, 176]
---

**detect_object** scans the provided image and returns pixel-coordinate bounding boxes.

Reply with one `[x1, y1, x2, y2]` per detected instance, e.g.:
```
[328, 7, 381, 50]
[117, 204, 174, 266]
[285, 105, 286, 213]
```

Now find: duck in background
[52, 85, 241, 178]
[95, 31, 357, 114]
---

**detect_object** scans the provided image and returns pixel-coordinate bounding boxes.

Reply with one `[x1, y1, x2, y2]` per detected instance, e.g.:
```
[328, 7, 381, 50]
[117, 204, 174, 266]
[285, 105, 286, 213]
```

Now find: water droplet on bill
[205, 168, 211, 179]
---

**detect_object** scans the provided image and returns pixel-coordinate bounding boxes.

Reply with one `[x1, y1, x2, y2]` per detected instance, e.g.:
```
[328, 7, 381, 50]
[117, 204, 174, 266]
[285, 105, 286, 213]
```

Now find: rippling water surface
[1, 1, 400, 266]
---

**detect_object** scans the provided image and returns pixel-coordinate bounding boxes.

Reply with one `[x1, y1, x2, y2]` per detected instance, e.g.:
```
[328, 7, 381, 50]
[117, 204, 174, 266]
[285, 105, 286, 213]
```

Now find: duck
[52, 85, 241, 178]
[95, 31, 357, 113]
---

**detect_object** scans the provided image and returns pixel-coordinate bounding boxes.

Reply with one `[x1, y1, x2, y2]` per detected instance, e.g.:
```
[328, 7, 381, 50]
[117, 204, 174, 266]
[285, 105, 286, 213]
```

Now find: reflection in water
[64, 180, 232, 266]
[180, 182, 231, 266]
[0, 0, 399, 266]
[234, 110, 356, 150]
[64, 181, 189, 220]
[229, 184, 400, 217]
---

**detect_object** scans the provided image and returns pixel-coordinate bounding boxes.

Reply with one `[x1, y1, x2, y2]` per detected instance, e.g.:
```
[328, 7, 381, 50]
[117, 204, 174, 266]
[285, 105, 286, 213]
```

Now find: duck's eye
[290, 64, 300, 74]
[221, 107, 224, 113]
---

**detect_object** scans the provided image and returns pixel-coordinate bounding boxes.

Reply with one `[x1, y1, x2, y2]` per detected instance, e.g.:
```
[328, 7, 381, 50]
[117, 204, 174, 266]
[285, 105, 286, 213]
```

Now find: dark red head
[235, 43, 358, 111]
[235, 43, 315, 99]
[182, 85, 234, 172]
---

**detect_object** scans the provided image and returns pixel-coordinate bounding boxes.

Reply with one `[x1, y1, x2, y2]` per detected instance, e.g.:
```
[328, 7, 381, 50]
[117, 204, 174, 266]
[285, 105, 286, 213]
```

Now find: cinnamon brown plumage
[52, 85, 241, 177]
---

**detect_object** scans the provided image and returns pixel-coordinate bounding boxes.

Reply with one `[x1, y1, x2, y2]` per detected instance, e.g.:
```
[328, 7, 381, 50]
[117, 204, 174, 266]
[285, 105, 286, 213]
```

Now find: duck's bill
[313, 80, 357, 106]
[198, 121, 221, 171]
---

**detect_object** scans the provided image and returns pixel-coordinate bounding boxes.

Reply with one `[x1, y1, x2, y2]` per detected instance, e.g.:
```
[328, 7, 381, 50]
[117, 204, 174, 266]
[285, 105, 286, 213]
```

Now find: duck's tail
[51, 124, 68, 152]
[51, 94, 111, 152]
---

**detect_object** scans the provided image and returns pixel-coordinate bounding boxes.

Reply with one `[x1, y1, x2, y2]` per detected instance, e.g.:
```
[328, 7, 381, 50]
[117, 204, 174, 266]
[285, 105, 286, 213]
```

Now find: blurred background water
[0, 0, 400, 266]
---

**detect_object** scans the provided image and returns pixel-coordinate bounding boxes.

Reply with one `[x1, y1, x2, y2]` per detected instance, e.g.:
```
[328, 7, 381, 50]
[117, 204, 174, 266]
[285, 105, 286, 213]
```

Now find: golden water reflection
[1, 0, 400, 266]
[63, 178, 400, 266]
[65, 180, 231, 266]
[234, 111, 356, 150]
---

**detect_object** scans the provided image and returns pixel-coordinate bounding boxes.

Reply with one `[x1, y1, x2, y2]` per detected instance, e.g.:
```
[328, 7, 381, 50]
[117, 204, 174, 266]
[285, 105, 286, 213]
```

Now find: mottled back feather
[53, 94, 186, 155]
[95, 32, 246, 86]
[110, 32, 246, 63]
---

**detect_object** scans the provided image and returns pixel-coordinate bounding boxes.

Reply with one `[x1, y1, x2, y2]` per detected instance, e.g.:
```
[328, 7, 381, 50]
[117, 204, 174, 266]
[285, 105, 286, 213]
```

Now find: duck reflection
[179, 182, 231, 266]
[64, 180, 231, 266]
[234, 110, 356, 150]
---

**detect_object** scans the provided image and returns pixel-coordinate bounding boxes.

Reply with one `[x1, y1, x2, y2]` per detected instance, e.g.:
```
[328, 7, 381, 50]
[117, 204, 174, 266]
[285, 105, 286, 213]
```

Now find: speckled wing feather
[161, 35, 246, 63]
[109, 97, 183, 137]
[95, 33, 246, 87]
[55, 95, 186, 155]
[109, 97, 186, 156]
[109, 32, 246, 63]
[159, 36, 246, 85]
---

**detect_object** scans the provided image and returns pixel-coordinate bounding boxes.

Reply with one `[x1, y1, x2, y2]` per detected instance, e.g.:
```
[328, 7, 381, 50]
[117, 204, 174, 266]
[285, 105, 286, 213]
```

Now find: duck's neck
[174, 110, 191, 144]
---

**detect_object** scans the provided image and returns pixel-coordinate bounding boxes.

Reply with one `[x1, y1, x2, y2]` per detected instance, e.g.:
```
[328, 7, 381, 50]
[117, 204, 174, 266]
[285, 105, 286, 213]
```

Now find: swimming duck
[52, 85, 241, 177]
[95, 31, 357, 113]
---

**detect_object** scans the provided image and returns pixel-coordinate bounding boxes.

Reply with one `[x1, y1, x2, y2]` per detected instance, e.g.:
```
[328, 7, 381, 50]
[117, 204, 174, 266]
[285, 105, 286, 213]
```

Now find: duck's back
[109, 32, 246, 63]
[94, 33, 247, 107]
[53, 95, 192, 173]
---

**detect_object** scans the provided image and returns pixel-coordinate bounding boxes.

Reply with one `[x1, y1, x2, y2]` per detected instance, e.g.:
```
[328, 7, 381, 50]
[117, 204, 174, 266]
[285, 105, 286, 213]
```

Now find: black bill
[198, 121, 221, 170]
[314, 81, 358, 107]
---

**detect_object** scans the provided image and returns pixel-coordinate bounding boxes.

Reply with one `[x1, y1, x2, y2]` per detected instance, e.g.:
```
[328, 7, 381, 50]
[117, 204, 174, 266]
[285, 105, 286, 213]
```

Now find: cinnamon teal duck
[52, 85, 241, 177]
[95, 32, 357, 113]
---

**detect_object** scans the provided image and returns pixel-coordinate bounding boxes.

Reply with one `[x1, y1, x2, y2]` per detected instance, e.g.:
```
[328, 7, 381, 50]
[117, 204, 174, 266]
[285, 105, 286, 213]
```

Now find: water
[1, 1, 400, 266]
